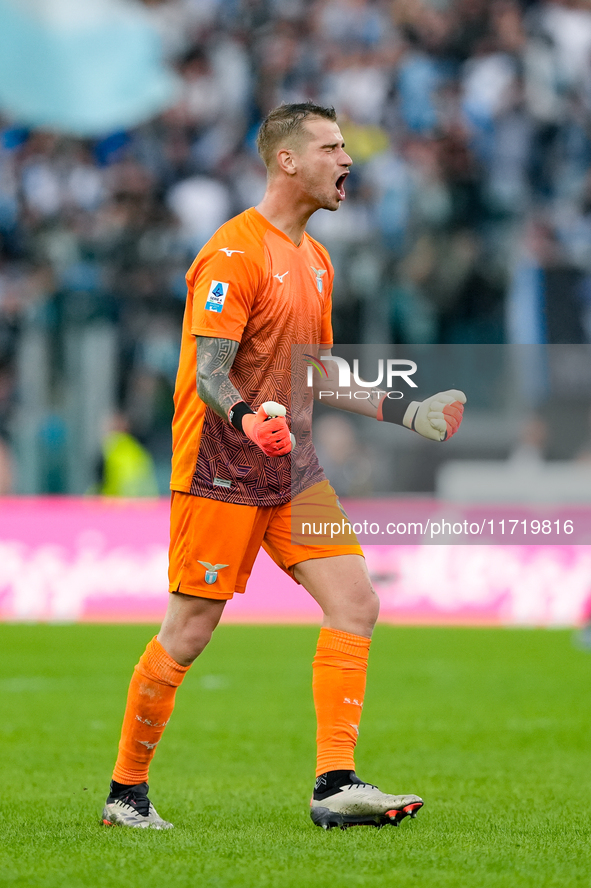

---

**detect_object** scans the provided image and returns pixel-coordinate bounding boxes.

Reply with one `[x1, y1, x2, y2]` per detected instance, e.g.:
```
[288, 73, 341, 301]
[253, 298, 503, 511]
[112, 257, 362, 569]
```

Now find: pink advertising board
[0, 497, 590, 626]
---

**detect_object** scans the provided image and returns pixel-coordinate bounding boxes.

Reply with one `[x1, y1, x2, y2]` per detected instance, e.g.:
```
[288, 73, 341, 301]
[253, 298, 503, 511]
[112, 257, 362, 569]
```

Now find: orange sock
[312, 627, 371, 776]
[112, 636, 189, 785]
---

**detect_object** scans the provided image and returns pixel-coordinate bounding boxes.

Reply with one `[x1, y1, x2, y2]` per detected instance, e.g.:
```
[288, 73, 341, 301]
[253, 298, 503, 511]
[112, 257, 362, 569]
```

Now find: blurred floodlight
[0, 0, 178, 135]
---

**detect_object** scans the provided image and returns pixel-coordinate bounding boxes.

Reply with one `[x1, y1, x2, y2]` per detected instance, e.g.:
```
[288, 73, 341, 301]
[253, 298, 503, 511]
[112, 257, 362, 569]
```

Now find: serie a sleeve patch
[205, 280, 229, 313]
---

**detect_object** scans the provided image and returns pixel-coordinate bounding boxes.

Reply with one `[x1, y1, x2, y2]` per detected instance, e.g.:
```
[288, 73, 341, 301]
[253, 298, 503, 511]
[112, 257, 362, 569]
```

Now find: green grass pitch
[1, 623, 591, 888]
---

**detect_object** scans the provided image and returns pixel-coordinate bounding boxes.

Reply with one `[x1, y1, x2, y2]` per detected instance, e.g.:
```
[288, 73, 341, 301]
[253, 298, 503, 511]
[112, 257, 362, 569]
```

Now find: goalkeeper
[102, 102, 465, 831]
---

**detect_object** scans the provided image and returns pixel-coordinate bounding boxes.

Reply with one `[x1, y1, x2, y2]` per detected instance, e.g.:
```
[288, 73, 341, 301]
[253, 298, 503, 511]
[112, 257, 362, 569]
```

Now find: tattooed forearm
[196, 336, 242, 421]
[367, 390, 383, 412]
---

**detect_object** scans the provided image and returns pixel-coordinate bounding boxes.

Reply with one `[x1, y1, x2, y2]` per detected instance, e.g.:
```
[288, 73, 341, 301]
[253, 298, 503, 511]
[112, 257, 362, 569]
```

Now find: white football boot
[310, 772, 423, 830]
[102, 782, 173, 829]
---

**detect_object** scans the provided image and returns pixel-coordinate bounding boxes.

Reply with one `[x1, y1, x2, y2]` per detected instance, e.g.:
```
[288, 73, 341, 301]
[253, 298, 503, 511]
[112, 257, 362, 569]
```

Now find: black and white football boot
[102, 781, 173, 829]
[310, 770, 423, 830]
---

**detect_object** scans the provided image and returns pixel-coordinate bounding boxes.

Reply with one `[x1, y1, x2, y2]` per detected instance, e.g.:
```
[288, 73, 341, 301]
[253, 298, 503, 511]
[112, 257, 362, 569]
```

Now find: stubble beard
[314, 190, 341, 213]
[302, 171, 341, 214]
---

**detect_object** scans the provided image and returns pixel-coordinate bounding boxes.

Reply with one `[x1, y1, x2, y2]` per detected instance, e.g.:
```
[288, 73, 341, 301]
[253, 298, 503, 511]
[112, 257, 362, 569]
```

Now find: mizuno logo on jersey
[310, 266, 326, 293]
[205, 280, 229, 312]
[274, 271, 289, 283]
[219, 247, 244, 256]
[198, 561, 229, 584]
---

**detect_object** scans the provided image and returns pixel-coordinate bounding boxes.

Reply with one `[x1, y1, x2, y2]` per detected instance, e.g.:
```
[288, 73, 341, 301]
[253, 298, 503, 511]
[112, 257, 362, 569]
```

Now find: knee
[177, 622, 215, 664]
[160, 631, 210, 668]
[368, 587, 380, 624]
[326, 586, 380, 639]
[158, 614, 218, 667]
[357, 587, 380, 635]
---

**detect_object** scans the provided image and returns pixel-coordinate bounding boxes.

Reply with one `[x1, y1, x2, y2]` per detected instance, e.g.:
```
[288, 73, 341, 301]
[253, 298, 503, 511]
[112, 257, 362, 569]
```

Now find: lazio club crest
[198, 561, 229, 584]
[310, 266, 326, 293]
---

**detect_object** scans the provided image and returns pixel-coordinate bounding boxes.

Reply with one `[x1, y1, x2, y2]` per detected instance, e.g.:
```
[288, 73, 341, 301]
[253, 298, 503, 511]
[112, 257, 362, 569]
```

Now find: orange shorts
[168, 479, 363, 600]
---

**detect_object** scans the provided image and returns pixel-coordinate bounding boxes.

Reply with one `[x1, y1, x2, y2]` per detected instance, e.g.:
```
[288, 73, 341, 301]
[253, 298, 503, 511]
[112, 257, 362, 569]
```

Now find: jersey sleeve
[190, 243, 265, 343]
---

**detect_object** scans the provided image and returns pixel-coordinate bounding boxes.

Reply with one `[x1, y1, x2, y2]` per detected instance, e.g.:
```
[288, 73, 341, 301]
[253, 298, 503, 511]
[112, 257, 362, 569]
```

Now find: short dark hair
[257, 102, 337, 169]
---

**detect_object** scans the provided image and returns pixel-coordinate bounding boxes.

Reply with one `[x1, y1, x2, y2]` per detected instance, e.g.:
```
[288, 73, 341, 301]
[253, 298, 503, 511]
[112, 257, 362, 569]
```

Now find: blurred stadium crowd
[1, 0, 591, 493]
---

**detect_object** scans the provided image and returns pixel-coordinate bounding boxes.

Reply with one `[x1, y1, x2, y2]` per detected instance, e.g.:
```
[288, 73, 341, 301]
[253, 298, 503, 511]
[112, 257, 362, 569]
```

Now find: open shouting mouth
[336, 172, 348, 201]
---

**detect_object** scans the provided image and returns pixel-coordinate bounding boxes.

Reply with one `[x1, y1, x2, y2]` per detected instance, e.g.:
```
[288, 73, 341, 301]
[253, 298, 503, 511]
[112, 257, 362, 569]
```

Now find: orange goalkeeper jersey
[170, 207, 334, 506]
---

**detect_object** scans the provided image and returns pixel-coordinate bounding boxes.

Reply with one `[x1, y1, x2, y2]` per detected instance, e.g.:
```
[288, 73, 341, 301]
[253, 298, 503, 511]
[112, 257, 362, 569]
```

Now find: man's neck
[255, 189, 315, 246]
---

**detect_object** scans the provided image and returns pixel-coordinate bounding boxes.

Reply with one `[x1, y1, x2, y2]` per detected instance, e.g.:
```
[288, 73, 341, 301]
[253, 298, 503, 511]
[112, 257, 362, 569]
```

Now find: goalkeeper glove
[229, 400, 294, 456]
[378, 389, 466, 442]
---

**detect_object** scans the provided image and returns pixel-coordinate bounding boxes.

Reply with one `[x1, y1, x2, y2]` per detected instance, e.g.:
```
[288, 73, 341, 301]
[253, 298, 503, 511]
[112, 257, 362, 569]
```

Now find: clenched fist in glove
[230, 400, 294, 457]
[378, 389, 466, 442]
